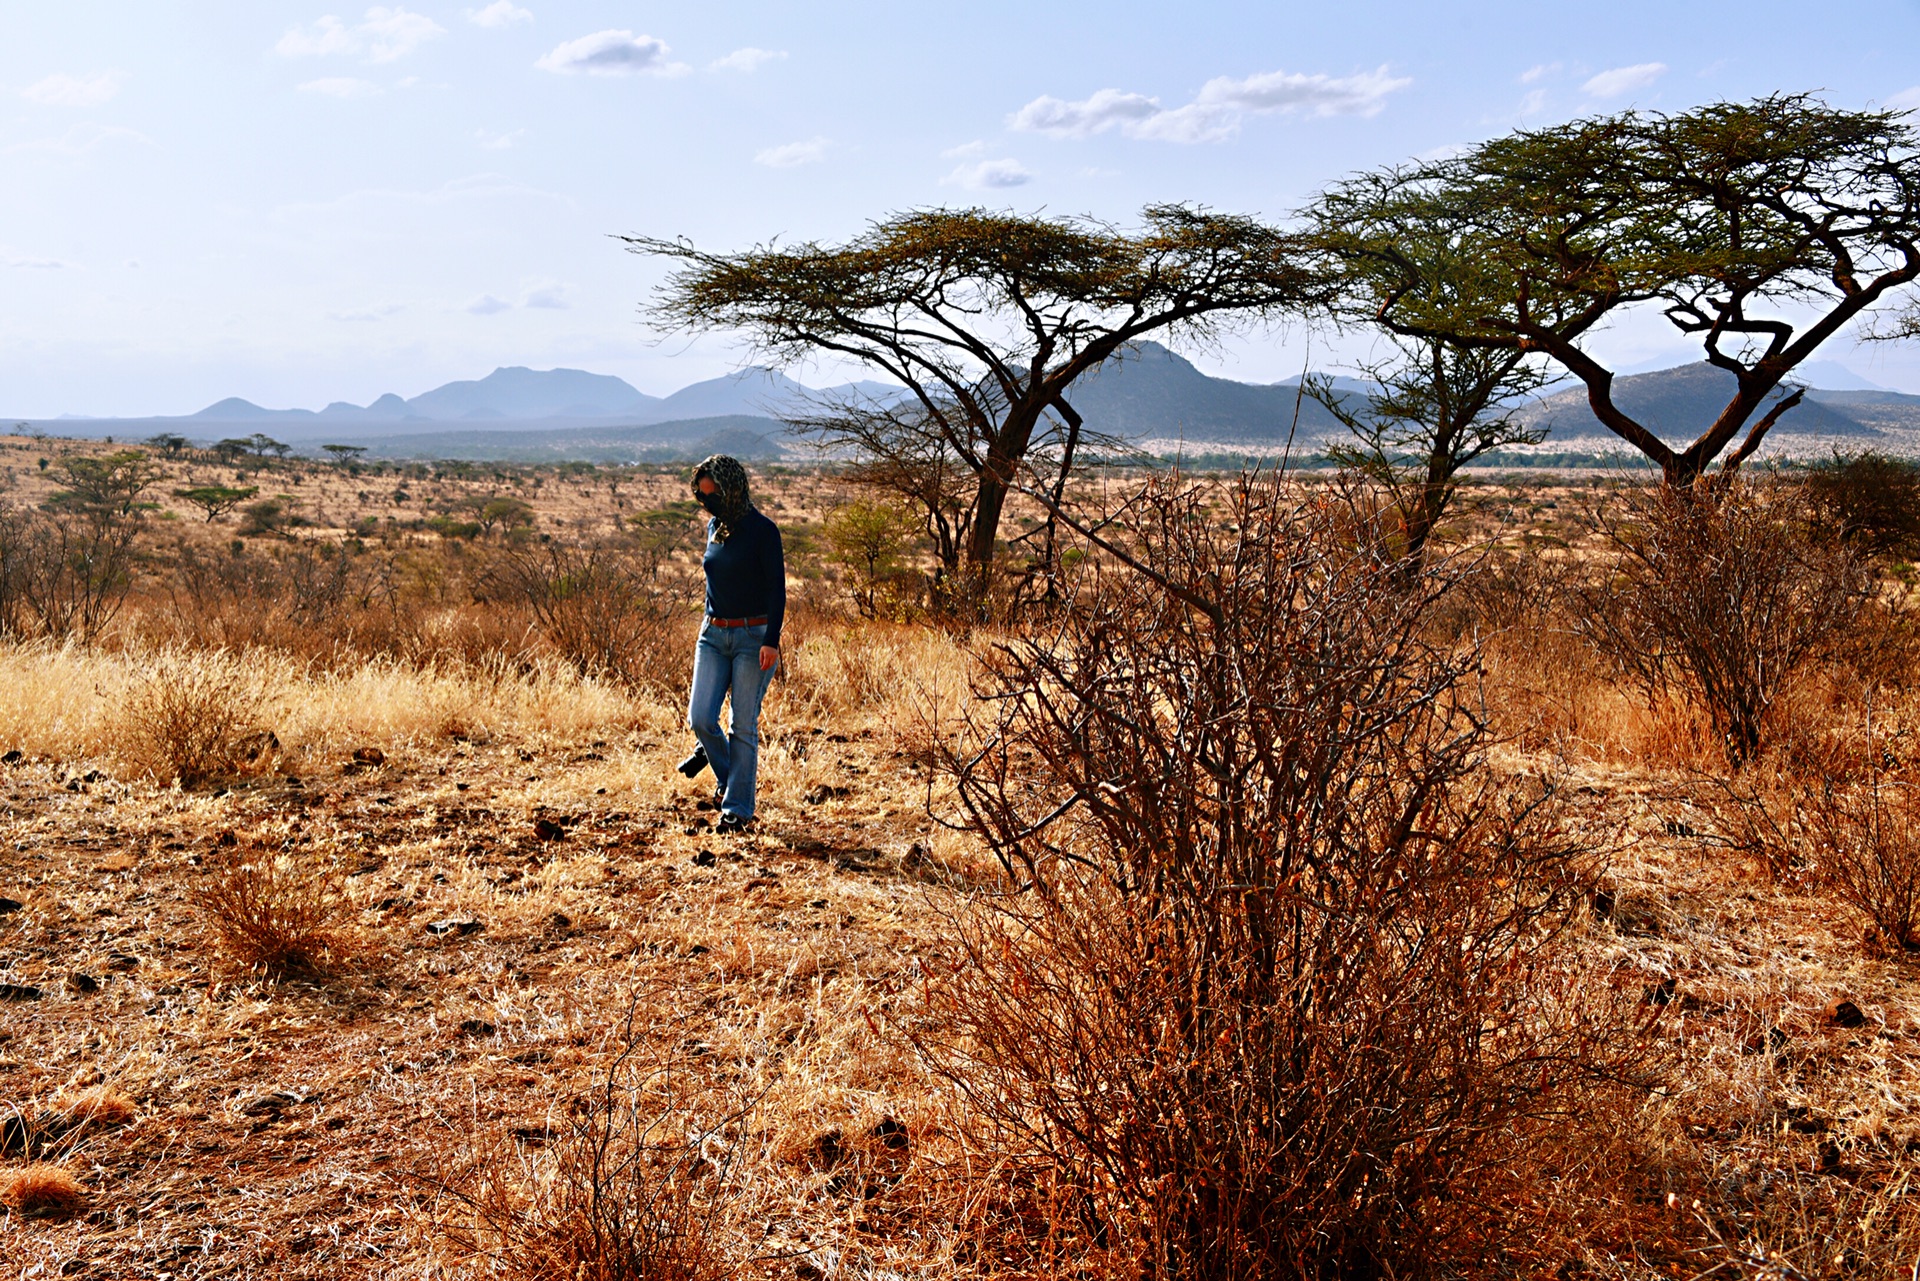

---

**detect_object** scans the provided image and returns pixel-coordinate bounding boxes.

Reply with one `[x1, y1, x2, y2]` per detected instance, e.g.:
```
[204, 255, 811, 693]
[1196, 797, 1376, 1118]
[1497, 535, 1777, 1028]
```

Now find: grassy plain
[0, 438, 1916, 1277]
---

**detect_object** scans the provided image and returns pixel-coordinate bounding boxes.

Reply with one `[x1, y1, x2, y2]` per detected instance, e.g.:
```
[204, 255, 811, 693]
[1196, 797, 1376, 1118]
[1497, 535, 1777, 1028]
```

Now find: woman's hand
[759, 645, 779, 672]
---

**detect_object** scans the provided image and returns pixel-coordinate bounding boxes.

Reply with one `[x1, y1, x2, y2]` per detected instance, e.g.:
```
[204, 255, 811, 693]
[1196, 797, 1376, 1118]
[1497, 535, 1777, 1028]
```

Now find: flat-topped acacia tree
[628, 206, 1325, 596]
[1318, 95, 1920, 490]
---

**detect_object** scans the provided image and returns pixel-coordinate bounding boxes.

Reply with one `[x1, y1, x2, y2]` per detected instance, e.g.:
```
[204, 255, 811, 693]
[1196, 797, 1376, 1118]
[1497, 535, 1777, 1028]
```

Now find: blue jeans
[687, 621, 777, 821]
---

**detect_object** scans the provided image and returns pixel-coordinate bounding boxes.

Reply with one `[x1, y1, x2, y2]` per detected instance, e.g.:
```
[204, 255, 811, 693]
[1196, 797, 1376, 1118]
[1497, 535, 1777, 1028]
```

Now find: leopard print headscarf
[691, 454, 753, 541]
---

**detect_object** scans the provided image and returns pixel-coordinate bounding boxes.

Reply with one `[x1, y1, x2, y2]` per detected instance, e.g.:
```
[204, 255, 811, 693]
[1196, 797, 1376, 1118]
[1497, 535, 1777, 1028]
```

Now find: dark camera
[676, 744, 710, 779]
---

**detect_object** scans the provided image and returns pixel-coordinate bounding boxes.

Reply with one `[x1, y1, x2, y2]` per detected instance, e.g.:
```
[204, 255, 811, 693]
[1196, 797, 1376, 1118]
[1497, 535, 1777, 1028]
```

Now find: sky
[4, 0, 1920, 417]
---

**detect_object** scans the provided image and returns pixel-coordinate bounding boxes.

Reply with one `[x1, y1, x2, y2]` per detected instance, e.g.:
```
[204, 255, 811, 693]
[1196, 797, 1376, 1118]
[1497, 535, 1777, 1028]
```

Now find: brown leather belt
[707, 615, 769, 628]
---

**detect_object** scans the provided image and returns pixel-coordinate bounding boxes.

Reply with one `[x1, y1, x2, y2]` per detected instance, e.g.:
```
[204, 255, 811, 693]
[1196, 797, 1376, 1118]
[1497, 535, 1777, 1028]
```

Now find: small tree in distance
[174, 485, 260, 523]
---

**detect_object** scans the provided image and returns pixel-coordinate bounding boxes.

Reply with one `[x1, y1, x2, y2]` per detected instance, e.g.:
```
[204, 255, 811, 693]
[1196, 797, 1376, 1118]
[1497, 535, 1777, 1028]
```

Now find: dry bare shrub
[434, 1010, 752, 1281]
[1, 1163, 86, 1219]
[1805, 773, 1920, 950]
[926, 474, 1655, 1280]
[1575, 480, 1871, 766]
[122, 648, 278, 788]
[197, 846, 358, 979]
[479, 537, 693, 695]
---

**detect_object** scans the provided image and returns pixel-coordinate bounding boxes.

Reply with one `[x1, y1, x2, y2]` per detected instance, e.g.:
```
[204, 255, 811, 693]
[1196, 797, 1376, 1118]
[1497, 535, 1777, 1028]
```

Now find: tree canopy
[1316, 95, 1920, 489]
[631, 205, 1327, 595]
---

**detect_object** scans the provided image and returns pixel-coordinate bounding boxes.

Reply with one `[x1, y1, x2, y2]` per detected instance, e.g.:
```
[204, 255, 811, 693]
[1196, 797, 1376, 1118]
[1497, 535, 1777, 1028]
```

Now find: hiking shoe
[676, 744, 710, 779]
[716, 813, 753, 835]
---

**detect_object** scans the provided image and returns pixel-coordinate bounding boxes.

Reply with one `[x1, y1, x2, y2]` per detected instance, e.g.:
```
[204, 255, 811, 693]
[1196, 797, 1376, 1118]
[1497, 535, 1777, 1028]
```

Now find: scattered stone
[456, 1018, 496, 1038]
[0, 750, 19, 765]
[545, 912, 572, 932]
[425, 918, 485, 937]
[686, 944, 709, 956]
[533, 816, 569, 841]
[0, 898, 22, 915]
[810, 899, 828, 909]
[692, 850, 717, 868]
[0, 984, 43, 1002]
[65, 974, 98, 995]
[351, 747, 386, 766]
[805, 783, 851, 805]
[1829, 999, 1868, 1029]
[105, 954, 139, 972]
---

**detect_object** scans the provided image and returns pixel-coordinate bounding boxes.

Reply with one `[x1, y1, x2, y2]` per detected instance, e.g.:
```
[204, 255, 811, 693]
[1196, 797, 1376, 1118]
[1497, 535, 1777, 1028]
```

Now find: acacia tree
[630, 206, 1325, 593]
[1323, 95, 1920, 490]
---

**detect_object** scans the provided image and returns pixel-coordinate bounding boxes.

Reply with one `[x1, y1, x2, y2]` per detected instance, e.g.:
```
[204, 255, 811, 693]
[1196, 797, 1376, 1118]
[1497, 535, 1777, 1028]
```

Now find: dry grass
[197, 844, 362, 979]
[0, 455, 1917, 1277]
[1, 1164, 86, 1220]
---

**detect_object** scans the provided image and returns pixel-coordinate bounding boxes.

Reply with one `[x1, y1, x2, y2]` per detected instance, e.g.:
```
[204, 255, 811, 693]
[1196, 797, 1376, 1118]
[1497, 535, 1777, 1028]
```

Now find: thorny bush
[123, 648, 279, 788]
[197, 844, 358, 979]
[434, 1004, 750, 1281]
[925, 474, 1655, 1280]
[1576, 480, 1871, 767]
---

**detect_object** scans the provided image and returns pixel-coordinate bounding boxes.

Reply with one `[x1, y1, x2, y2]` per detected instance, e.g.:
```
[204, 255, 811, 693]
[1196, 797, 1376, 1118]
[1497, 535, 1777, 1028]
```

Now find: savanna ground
[0, 435, 1917, 1279]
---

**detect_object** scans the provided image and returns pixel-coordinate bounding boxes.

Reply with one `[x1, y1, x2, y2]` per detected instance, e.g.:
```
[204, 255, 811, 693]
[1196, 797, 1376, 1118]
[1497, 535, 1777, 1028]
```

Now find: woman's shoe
[716, 813, 753, 835]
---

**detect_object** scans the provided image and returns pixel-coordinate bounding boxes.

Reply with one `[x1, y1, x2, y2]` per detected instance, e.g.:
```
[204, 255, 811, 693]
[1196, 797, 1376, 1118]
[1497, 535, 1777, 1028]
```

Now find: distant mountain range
[13, 345, 1920, 462]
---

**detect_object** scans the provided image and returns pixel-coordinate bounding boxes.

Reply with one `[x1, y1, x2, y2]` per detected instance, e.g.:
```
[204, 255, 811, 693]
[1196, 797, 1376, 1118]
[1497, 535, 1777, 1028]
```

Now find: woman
[684, 454, 784, 833]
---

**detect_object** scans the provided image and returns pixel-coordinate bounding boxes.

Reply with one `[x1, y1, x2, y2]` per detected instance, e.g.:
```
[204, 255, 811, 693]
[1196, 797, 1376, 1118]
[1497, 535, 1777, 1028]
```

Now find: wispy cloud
[300, 77, 381, 98]
[1010, 66, 1409, 144]
[1889, 85, 1920, 111]
[1519, 62, 1560, 85]
[1518, 88, 1547, 116]
[521, 281, 569, 309]
[331, 301, 405, 322]
[536, 30, 685, 76]
[3, 247, 67, 269]
[755, 137, 828, 167]
[277, 8, 446, 64]
[941, 140, 987, 159]
[5, 123, 151, 156]
[467, 294, 512, 315]
[20, 71, 124, 107]
[466, 1, 532, 28]
[943, 157, 1033, 189]
[710, 47, 785, 73]
[475, 127, 527, 149]
[1581, 62, 1666, 98]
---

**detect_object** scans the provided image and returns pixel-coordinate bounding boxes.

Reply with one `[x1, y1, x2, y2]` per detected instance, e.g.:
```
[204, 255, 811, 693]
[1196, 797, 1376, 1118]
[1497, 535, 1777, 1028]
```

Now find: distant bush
[1805, 450, 1920, 560]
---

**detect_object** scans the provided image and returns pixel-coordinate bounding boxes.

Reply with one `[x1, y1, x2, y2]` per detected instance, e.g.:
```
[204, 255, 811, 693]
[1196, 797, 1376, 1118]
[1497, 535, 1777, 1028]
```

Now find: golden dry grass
[1, 1165, 86, 1220]
[0, 451, 1915, 1276]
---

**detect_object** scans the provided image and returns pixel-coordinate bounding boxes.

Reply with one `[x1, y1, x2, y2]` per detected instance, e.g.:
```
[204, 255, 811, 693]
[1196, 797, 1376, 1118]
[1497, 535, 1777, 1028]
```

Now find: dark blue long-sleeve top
[703, 509, 786, 648]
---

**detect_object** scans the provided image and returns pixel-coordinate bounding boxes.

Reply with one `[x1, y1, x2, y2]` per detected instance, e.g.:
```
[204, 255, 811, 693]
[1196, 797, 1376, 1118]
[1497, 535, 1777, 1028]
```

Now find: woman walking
[684, 454, 784, 833]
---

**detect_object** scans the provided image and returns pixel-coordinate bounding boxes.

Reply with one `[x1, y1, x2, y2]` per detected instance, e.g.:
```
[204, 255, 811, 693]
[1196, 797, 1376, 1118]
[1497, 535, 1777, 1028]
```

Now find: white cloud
[1519, 62, 1560, 85]
[300, 77, 381, 98]
[1011, 66, 1410, 146]
[467, 1, 532, 28]
[522, 282, 569, 309]
[941, 139, 987, 159]
[1197, 66, 1410, 119]
[475, 127, 527, 149]
[1581, 62, 1667, 98]
[1518, 88, 1547, 116]
[536, 30, 683, 76]
[20, 72, 124, 107]
[277, 8, 446, 64]
[1009, 89, 1160, 138]
[331, 301, 405, 322]
[755, 137, 828, 167]
[944, 158, 1033, 189]
[5, 123, 151, 156]
[467, 293, 512, 315]
[3, 247, 67, 269]
[710, 47, 785, 73]
[1889, 85, 1920, 111]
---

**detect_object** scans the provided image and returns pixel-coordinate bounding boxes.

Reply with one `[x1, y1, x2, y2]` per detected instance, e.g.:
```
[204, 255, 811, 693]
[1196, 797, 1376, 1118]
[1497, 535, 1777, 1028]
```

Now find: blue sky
[4, 1, 1920, 416]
